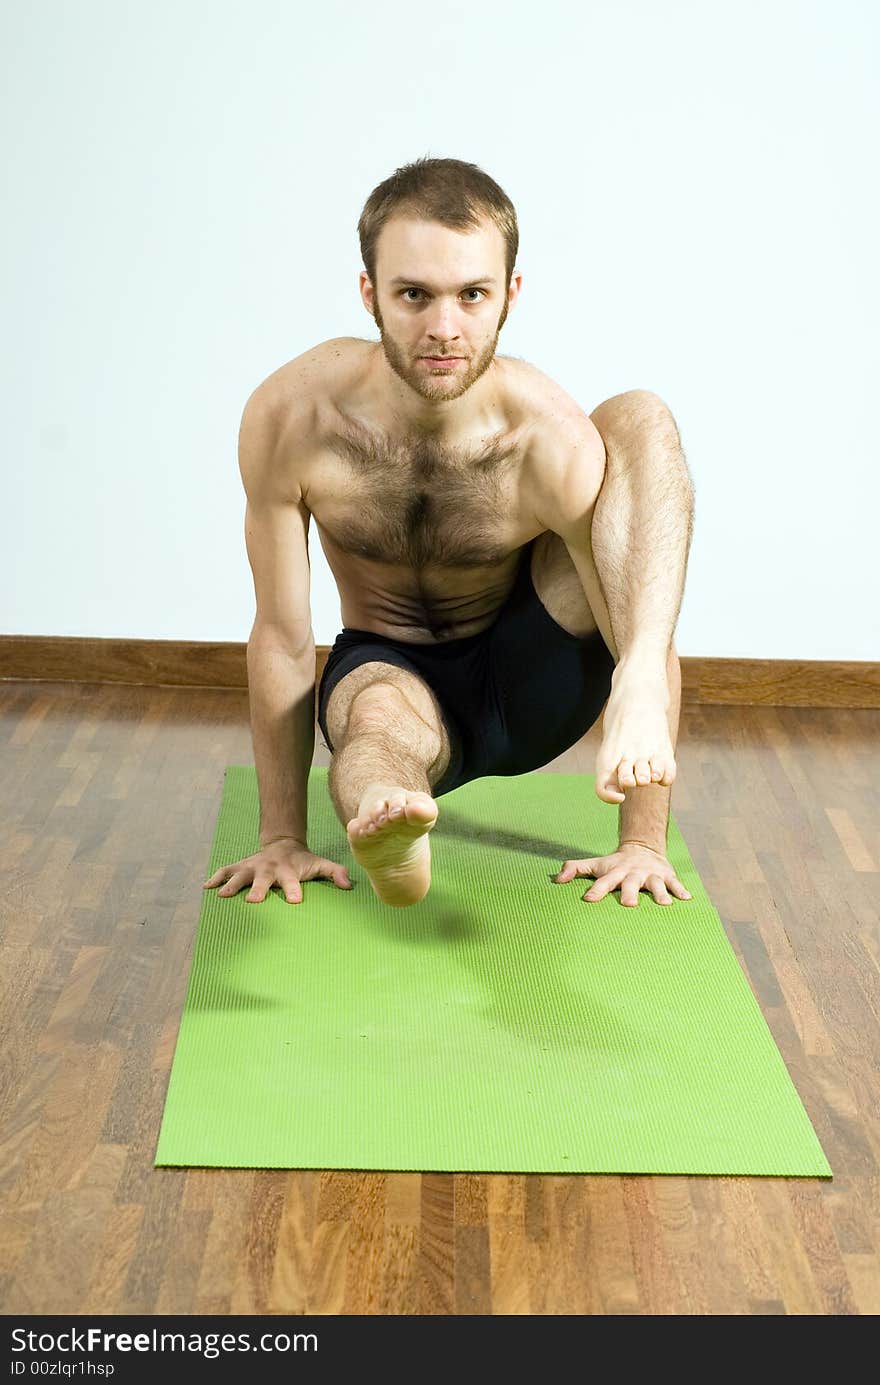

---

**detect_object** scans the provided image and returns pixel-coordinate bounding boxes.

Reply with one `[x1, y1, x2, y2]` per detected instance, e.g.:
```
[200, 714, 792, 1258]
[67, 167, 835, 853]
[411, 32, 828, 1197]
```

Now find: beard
[372, 291, 510, 404]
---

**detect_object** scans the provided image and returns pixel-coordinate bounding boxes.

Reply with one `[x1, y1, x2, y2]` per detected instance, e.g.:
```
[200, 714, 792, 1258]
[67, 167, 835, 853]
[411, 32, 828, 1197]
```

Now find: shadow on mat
[192, 782, 668, 1042]
[315, 806, 607, 879]
[429, 805, 603, 867]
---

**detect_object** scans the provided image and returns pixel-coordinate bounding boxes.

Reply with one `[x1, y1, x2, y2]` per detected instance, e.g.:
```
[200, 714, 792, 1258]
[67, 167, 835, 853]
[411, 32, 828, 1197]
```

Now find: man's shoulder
[509, 359, 606, 530]
[238, 340, 369, 503]
[507, 356, 603, 452]
[249, 337, 370, 416]
[243, 338, 376, 474]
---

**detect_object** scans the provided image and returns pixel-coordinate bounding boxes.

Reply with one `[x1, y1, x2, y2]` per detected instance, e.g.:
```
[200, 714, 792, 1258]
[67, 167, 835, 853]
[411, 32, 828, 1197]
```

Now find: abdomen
[316, 521, 528, 643]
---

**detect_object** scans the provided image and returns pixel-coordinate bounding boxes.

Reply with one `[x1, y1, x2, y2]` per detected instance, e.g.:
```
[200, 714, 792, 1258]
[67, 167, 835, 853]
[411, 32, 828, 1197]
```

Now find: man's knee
[349, 680, 434, 733]
[590, 389, 680, 452]
[347, 681, 447, 771]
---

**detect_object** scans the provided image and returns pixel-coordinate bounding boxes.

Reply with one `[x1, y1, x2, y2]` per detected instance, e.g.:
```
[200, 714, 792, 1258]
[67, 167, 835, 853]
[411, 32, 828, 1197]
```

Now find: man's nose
[427, 302, 461, 341]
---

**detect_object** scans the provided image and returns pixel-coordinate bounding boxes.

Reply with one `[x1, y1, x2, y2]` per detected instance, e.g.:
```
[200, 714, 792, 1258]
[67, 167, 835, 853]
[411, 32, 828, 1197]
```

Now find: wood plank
[2, 638, 878, 707]
[0, 679, 877, 1314]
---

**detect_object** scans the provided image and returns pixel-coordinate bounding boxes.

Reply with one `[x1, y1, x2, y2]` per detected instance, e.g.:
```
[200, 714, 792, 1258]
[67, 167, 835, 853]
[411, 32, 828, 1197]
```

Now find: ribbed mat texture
[155, 766, 831, 1175]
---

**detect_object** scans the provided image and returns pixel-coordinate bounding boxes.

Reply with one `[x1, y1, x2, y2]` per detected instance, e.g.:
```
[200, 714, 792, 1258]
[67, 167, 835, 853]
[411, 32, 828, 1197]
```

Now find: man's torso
[266, 337, 585, 644]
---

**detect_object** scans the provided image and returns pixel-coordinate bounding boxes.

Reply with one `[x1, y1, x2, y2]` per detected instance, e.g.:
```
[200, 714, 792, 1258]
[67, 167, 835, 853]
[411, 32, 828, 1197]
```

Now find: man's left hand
[553, 843, 692, 906]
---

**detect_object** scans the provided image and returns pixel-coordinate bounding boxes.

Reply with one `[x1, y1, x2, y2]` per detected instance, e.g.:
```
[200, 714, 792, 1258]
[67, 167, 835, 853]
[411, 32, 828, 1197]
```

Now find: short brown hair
[357, 155, 519, 289]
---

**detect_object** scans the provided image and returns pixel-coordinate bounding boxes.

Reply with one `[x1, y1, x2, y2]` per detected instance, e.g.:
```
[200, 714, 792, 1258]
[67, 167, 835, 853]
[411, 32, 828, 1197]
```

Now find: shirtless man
[203, 157, 695, 910]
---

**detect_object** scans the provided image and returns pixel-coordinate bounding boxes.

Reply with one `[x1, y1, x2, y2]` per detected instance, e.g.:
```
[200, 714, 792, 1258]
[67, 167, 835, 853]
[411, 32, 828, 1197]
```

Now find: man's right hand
[202, 837, 353, 904]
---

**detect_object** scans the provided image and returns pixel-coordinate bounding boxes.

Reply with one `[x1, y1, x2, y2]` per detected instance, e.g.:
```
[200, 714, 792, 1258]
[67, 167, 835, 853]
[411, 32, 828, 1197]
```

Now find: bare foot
[346, 784, 439, 906]
[595, 666, 677, 803]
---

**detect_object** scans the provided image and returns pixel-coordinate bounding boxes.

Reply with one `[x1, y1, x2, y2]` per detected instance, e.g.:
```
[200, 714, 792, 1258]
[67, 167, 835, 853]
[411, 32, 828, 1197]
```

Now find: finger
[320, 858, 354, 891]
[203, 868, 232, 888]
[555, 860, 598, 883]
[633, 758, 652, 787]
[217, 871, 247, 897]
[583, 871, 624, 902]
[310, 858, 353, 889]
[619, 871, 644, 907]
[279, 874, 304, 904]
[323, 860, 353, 889]
[648, 874, 673, 905]
[245, 873, 275, 903]
[669, 877, 692, 900]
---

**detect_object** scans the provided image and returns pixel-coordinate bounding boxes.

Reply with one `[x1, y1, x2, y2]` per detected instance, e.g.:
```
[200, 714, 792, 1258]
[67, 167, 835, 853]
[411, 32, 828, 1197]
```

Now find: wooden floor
[0, 679, 878, 1315]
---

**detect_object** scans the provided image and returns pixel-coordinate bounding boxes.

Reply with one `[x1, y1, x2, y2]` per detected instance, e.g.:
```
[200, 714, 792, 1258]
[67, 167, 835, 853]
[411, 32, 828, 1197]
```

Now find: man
[203, 157, 695, 910]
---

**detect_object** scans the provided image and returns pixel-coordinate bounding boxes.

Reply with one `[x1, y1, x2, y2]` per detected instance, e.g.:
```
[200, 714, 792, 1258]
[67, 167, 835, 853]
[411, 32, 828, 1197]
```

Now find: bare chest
[305, 416, 536, 570]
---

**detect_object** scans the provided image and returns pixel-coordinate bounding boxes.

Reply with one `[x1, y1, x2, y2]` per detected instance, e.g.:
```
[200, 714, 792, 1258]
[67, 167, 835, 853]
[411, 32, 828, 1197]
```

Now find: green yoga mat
[155, 766, 831, 1176]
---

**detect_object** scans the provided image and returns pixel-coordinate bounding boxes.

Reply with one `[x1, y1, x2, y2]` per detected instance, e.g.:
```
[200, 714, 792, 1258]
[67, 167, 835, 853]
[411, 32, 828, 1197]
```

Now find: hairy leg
[531, 528, 683, 842]
[529, 529, 602, 639]
[586, 390, 694, 810]
[326, 677, 448, 907]
[589, 389, 695, 666]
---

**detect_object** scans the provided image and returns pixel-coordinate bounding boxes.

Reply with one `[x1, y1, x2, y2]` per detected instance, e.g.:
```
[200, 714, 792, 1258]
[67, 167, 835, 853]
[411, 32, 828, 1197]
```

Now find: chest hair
[322, 415, 524, 569]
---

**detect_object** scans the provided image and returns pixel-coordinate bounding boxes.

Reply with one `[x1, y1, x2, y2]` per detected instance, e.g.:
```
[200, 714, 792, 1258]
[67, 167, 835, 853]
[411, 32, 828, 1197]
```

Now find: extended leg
[325, 671, 450, 907]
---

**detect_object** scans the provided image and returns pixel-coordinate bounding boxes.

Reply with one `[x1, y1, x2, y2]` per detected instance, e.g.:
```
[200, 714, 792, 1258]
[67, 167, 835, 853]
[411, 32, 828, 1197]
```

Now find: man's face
[361, 214, 519, 405]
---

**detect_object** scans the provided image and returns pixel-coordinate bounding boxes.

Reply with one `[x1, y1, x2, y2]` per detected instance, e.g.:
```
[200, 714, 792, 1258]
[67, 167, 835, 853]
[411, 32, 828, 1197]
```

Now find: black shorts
[317, 539, 615, 797]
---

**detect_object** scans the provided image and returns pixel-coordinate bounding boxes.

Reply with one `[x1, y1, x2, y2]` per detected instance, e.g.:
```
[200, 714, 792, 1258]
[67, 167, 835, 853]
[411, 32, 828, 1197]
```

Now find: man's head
[357, 156, 521, 406]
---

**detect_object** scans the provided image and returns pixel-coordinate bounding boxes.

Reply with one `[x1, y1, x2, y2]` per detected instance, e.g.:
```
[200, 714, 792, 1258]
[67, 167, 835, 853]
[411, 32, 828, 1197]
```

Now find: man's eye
[401, 288, 485, 302]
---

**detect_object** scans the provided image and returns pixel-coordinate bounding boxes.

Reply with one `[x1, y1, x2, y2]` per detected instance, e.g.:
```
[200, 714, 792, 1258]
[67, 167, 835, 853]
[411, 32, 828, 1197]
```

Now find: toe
[634, 758, 652, 785]
[595, 776, 625, 804]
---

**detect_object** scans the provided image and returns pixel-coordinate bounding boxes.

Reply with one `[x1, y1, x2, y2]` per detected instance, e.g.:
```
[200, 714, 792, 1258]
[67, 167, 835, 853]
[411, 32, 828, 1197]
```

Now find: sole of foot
[346, 786, 439, 907]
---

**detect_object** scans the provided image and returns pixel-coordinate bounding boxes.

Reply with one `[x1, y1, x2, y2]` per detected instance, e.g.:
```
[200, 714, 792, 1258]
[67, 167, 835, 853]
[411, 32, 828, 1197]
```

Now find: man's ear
[359, 270, 375, 314]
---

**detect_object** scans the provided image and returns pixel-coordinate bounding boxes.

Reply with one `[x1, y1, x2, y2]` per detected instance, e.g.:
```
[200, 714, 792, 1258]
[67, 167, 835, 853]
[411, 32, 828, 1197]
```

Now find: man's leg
[530, 531, 682, 853]
[588, 390, 695, 804]
[324, 664, 451, 907]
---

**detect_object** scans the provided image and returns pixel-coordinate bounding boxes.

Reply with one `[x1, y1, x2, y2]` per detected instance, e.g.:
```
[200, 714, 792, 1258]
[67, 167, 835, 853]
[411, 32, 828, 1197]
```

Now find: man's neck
[370, 342, 500, 440]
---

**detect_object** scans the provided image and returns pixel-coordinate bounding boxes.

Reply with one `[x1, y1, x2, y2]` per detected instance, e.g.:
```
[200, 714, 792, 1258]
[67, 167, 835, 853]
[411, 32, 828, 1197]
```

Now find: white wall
[2, 0, 877, 659]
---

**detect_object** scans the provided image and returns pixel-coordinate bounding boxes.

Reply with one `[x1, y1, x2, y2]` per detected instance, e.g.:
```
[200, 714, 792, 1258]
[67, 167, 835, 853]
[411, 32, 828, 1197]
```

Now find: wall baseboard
[0, 635, 877, 708]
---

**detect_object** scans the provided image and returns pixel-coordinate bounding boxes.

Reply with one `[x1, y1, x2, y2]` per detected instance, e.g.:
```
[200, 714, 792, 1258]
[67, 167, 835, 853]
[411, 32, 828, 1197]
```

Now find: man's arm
[239, 384, 317, 848]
